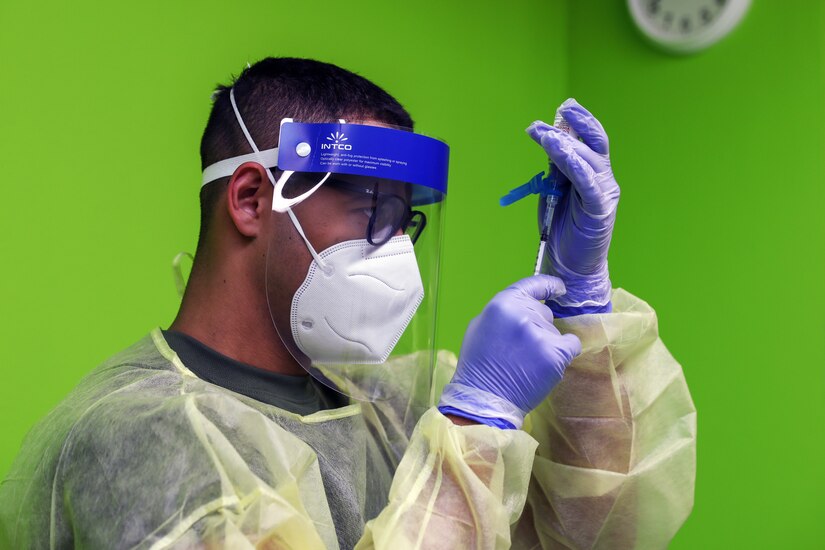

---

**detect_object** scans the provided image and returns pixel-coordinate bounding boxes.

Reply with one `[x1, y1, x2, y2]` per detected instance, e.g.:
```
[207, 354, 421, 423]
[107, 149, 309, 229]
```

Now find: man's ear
[226, 162, 272, 238]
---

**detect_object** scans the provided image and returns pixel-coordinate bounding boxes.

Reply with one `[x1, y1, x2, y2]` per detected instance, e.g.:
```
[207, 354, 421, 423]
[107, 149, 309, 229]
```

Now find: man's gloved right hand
[438, 275, 582, 429]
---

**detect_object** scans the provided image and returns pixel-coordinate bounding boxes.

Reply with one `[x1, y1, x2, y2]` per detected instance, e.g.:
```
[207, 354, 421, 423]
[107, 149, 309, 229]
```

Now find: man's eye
[361, 208, 373, 218]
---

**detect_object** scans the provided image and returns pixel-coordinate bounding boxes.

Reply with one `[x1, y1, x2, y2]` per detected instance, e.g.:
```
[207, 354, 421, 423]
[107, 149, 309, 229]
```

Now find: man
[0, 58, 696, 549]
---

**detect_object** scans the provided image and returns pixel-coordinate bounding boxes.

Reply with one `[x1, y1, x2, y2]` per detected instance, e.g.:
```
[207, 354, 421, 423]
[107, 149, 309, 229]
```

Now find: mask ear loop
[228, 88, 334, 273]
[285, 205, 332, 275]
[267, 118, 346, 212]
[230, 87, 330, 210]
[271, 169, 330, 213]
[172, 252, 194, 298]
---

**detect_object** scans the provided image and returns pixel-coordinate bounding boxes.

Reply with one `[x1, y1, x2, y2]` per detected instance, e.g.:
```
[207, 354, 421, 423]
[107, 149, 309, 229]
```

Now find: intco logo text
[321, 131, 352, 150]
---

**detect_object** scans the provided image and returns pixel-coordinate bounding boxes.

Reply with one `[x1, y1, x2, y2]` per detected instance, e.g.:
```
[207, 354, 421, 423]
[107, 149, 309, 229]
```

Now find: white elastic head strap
[224, 87, 331, 270]
[227, 87, 278, 187]
[226, 88, 330, 213]
[200, 87, 280, 187]
[201, 148, 279, 187]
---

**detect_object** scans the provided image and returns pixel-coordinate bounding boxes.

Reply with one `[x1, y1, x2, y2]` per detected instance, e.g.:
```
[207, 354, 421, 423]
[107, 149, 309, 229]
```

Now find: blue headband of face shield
[201, 92, 450, 211]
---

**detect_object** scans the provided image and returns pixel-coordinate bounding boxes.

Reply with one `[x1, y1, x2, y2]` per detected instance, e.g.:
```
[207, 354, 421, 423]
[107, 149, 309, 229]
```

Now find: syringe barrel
[542, 194, 559, 229]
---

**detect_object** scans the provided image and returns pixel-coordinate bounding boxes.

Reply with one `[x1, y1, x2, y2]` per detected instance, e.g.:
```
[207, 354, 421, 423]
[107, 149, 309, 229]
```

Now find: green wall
[565, 1, 825, 547]
[2, 0, 823, 547]
[0, 0, 567, 473]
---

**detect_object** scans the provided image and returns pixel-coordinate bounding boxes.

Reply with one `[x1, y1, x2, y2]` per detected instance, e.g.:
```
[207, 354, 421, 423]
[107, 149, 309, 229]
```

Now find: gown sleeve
[512, 288, 697, 549]
[361, 289, 696, 549]
[356, 407, 538, 549]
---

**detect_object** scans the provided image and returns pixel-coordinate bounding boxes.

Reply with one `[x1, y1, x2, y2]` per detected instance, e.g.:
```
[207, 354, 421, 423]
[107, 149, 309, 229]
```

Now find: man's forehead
[335, 119, 413, 198]
[330, 174, 412, 201]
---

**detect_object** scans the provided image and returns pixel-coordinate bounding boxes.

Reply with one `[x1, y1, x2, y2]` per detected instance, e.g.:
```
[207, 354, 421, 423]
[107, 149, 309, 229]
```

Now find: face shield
[202, 89, 449, 402]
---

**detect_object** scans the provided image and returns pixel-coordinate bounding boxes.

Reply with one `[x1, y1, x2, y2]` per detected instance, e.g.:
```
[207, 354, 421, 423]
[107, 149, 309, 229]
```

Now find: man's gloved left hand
[438, 275, 582, 429]
[526, 98, 620, 317]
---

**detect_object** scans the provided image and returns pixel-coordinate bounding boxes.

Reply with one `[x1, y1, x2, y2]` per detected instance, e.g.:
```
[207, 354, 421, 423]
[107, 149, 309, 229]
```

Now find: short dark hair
[197, 57, 414, 244]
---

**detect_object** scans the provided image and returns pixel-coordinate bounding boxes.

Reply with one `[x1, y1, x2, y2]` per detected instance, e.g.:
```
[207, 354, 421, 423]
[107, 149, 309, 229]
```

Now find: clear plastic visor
[265, 121, 447, 403]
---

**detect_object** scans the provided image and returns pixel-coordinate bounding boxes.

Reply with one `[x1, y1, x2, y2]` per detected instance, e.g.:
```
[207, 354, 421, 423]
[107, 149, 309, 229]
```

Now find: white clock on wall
[627, 0, 751, 54]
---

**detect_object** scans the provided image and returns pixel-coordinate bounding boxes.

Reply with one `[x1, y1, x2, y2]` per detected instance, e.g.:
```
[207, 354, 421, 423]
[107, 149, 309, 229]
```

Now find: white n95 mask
[290, 233, 424, 365]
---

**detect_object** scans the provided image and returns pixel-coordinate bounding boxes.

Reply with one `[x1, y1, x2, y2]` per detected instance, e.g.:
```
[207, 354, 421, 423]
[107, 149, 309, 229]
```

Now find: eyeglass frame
[320, 176, 428, 246]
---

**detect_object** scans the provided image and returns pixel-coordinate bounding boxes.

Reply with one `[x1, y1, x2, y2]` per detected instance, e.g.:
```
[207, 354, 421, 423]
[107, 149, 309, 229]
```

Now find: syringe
[500, 161, 567, 276]
[533, 170, 564, 276]
[501, 110, 577, 276]
[535, 111, 578, 275]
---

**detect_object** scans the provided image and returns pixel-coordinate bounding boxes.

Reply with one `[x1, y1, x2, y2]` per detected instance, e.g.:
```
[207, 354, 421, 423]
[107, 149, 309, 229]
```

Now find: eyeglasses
[324, 177, 428, 246]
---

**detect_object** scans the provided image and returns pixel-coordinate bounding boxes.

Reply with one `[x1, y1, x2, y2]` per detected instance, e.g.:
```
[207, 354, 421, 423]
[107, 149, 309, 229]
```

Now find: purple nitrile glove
[438, 275, 582, 429]
[526, 98, 620, 316]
